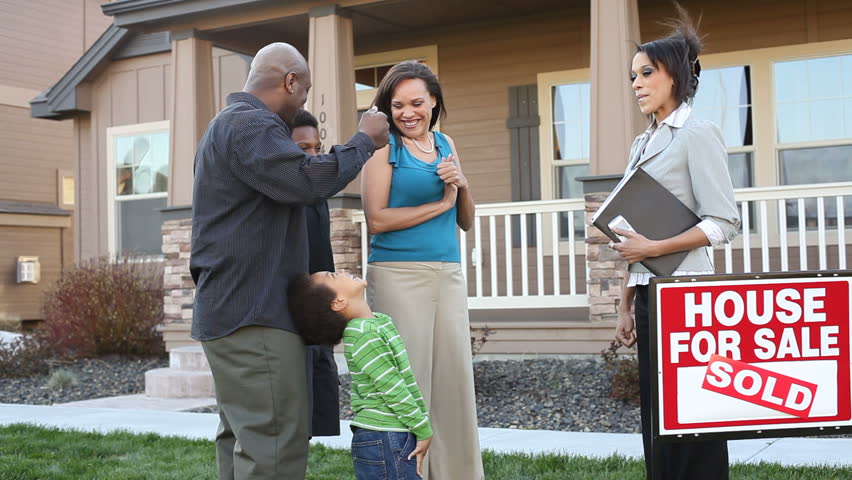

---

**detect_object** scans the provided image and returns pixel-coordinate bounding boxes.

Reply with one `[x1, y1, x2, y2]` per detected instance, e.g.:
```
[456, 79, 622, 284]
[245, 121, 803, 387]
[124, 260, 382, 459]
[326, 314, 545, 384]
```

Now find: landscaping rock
[340, 358, 642, 434]
[0, 356, 167, 405]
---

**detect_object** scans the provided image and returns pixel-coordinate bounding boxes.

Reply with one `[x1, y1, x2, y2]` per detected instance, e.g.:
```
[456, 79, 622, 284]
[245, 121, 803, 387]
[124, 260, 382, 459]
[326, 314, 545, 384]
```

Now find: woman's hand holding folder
[609, 227, 659, 264]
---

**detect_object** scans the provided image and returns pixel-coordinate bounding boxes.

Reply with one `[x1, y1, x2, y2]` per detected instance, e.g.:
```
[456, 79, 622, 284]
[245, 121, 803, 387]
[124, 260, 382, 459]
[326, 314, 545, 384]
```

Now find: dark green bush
[41, 255, 165, 359]
[601, 340, 640, 404]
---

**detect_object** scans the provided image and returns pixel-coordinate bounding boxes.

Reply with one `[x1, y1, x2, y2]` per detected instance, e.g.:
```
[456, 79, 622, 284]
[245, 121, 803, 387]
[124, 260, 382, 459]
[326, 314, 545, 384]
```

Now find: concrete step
[145, 368, 215, 398]
[169, 345, 210, 371]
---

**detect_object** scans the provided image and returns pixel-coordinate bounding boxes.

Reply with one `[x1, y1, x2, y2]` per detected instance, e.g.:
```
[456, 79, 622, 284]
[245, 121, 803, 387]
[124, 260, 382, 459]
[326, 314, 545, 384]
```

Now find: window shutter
[507, 84, 540, 246]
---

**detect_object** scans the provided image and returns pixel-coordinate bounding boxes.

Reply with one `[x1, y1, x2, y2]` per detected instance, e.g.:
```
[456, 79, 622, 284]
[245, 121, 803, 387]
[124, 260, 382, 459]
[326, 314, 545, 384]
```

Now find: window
[550, 81, 590, 237]
[692, 66, 754, 189]
[774, 54, 852, 228]
[537, 69, 591, 240]
[354, 46, 438, 113]
[107, 121, 170, 257]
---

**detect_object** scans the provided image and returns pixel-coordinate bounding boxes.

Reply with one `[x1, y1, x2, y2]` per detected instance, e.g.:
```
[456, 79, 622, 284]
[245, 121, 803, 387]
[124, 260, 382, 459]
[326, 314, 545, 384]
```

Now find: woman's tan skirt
[367, 262, 485, 480]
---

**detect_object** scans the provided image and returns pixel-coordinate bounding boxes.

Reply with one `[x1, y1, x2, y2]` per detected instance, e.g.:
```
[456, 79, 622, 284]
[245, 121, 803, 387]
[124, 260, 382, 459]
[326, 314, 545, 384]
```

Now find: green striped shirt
[343, 313, 432, 440]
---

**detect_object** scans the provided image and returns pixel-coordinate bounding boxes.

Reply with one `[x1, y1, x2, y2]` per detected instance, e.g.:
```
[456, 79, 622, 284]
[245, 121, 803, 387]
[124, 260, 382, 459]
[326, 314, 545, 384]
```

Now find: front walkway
[1, 403, 851, 467]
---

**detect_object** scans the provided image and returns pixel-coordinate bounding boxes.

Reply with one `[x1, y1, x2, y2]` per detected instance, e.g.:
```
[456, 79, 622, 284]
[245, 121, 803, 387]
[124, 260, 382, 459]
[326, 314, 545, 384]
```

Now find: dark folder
[591, 167, 700, 277]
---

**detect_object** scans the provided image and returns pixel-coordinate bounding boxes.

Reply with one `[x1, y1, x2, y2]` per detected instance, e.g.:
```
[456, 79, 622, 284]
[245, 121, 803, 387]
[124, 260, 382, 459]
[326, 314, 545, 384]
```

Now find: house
[30, 0, 852, 354]
[0, 1, 112, 329]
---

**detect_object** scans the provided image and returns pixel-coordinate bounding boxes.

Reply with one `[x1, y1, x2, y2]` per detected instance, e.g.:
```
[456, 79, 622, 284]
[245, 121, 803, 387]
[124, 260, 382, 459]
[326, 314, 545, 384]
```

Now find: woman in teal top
[361, 60, 483, 480]
[368, 130, 460, 262]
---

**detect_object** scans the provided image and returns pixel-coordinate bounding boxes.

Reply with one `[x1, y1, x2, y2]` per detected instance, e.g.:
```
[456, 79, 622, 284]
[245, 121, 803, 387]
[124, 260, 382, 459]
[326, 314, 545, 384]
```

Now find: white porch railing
[718, 182, 851, 273]
[351, 182, 852, 310]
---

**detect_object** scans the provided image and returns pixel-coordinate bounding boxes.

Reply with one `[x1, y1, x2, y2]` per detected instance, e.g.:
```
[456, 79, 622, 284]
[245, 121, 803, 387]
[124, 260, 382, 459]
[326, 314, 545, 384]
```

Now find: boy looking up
[288, 271, 432, 479]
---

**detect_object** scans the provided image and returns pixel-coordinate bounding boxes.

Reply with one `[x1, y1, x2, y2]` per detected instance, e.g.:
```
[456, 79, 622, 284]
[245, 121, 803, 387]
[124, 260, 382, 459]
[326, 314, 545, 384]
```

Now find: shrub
[46, 369, 79, 390]
[471, 326, 494, 358]
[41, 255, 165, 359]
[0, 335, 51, 378]
[601, 340, 640, 404]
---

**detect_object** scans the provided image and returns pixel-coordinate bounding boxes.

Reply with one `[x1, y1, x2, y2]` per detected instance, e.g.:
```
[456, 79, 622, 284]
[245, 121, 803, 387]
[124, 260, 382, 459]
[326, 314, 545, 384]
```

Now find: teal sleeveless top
[368, 131, 460, 263]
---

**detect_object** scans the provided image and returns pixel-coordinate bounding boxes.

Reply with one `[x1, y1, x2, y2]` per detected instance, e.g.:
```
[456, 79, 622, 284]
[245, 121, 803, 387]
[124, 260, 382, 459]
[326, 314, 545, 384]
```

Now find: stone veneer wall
[584, 192, 630, 323]
[330, 208, 363, 276]
[159, 210, 364, 350]
[161, 218, 195, 350]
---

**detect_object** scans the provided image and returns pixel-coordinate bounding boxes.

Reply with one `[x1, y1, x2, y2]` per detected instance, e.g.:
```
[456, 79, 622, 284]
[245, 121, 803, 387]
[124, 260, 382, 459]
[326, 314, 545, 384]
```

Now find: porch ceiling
[206, 0, 586, 57]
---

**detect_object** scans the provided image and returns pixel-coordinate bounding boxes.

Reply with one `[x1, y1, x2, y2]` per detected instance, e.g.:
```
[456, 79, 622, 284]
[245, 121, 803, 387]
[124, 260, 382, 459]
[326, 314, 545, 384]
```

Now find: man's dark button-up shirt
[190, 92, 375, 341]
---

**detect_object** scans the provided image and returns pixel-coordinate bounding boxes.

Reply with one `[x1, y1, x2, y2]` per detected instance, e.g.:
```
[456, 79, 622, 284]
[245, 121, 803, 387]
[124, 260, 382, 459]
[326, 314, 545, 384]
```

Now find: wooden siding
[76, 49, 249, 260]
[357, 7, 591, 204]
[354, 0, 852, 205]
[0, 0, 109, 323]
[0, 226, 64, 321]
[0, 0, 111, 90]
[0, 105, 73, 204]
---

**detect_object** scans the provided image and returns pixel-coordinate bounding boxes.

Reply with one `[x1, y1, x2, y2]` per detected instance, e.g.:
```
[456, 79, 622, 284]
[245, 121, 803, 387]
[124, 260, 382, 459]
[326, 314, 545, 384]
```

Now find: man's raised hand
[359, 106, 390, 150]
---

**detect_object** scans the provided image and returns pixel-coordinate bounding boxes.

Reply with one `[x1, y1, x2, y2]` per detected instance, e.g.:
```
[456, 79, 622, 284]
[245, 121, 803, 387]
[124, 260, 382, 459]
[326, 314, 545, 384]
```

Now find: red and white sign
[655, 276, 852, 436]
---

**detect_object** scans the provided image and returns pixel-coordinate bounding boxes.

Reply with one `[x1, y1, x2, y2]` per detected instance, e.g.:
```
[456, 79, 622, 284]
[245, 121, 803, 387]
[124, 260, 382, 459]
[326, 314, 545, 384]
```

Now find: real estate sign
[650, 272, 852, 440]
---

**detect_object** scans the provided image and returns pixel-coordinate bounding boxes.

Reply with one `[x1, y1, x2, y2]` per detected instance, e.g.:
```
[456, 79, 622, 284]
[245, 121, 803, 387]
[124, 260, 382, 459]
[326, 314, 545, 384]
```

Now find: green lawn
[1, 424, 850, 479]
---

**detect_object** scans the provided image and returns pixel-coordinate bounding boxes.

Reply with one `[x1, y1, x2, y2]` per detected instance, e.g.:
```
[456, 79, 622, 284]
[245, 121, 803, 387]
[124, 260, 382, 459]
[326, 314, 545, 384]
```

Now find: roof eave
[30, 25, 131, 120]
[102, 0, 272, 28]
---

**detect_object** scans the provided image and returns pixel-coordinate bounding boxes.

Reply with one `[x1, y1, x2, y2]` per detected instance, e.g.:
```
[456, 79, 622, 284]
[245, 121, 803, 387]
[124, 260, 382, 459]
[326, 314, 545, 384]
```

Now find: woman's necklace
[409, 133, 434, 154]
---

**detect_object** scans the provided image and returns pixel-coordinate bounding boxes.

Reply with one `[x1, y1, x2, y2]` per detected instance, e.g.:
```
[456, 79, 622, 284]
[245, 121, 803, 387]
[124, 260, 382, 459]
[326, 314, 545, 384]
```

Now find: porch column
[168, 30, 215, 207]
[307, 4, 358, 188]
[585, 0, 643, 325]
[589, 0, 645, 175]
[307, 4, 363, 276]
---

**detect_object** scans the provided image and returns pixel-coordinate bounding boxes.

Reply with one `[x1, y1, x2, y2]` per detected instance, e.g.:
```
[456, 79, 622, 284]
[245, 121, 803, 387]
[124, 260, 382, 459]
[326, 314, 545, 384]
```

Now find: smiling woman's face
[631, 52, 676, 118]
[390, 78, 435, 140]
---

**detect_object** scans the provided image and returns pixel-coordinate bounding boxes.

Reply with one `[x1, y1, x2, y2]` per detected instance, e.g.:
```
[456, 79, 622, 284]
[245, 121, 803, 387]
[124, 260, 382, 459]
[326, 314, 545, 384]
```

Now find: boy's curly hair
[287, 273, 349, 346]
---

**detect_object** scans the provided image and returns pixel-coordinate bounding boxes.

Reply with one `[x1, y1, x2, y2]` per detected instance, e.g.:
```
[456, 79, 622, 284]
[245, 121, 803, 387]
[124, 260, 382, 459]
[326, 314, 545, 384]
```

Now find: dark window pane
[555, 164, 590, 238]
[727, 152, 753, 189]
[780, 144, 852, 229]
[376, 65, 392, 85]
[355, 68, 375, 90]
[117, 197, 168, 255]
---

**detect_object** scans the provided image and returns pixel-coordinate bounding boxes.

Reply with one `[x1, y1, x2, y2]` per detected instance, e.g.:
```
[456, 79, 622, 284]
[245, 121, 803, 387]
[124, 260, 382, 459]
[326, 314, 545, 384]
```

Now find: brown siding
[358, 9, 591, 204]
[0, 226, 64, 321]
[76, 50, 249, 259]
[355, 0, 852, 205]
[0, 105, 73, 204]
[0, 0, 110, 90]
[212, 49, 251, 112]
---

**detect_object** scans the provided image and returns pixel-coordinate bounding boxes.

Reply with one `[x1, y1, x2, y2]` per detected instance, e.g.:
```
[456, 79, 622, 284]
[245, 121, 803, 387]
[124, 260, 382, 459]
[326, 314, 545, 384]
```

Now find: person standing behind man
[289, 109, 340, 439]
[190, 42, 389, 480]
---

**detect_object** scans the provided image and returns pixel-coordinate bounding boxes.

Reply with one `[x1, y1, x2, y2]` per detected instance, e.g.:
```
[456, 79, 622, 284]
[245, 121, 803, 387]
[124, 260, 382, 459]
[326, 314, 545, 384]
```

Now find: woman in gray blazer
[610, 5, 741, 480]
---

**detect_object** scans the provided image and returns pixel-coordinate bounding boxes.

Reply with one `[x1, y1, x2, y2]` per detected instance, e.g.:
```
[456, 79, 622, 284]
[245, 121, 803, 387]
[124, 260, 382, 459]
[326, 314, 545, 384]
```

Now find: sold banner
[652, 273, 852, 438]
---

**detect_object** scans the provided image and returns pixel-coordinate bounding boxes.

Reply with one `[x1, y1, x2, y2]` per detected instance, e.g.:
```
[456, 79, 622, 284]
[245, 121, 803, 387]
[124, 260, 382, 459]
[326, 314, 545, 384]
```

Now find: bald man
[190, 42, 389, 480]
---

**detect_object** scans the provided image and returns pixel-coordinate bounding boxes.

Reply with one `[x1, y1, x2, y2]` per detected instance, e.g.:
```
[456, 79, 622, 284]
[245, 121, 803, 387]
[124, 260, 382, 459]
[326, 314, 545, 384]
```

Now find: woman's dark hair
[371, 60, 446, 146]
[287, 273, 348, 346]
[290, 109, 318, 130]
[637, 2, 704, 106]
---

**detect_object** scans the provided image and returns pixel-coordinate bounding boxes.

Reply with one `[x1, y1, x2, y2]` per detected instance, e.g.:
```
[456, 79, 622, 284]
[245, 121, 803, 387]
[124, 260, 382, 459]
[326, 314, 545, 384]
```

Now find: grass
[1, 424, 851, 479]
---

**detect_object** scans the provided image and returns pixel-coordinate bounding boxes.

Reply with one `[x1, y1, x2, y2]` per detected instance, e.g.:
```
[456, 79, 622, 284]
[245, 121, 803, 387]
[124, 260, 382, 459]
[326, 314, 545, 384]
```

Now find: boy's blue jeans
[351, 427, 419, 480]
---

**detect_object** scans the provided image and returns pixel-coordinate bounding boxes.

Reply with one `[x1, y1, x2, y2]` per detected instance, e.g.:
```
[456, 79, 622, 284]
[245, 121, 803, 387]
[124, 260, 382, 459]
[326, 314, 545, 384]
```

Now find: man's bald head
[243, 42, 311, 124]
[245, 42, 309, 91]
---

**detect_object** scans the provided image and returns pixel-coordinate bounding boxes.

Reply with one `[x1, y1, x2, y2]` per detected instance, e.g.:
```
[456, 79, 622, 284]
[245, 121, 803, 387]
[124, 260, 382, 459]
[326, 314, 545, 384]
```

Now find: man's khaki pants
[202, 326, 309, 480]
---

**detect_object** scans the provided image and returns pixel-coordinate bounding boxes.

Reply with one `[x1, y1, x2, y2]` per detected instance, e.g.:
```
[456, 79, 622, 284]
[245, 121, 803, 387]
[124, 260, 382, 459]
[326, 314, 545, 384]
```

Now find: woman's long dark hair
[637, 2, 704, 106]
[371, 60, 446, 146]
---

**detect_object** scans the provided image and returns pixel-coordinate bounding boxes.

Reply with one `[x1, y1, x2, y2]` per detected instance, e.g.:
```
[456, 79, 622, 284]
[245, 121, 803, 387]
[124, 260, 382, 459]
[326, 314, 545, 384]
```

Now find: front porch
[155, 181, 852, 354]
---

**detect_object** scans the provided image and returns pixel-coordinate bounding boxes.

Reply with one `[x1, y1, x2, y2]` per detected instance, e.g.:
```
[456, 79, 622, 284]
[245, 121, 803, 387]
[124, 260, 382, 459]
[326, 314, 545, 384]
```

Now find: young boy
[288, 271, 433, 479]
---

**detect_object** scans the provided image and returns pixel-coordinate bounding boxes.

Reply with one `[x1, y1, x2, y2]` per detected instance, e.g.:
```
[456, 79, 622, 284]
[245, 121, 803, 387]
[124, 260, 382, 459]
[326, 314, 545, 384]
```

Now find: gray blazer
[624, 115, 741, 273]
